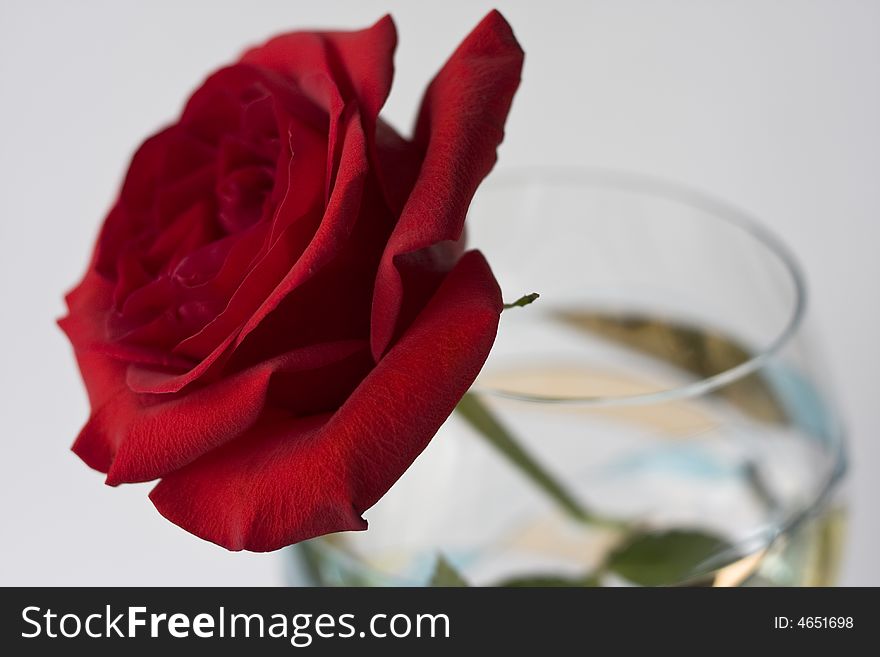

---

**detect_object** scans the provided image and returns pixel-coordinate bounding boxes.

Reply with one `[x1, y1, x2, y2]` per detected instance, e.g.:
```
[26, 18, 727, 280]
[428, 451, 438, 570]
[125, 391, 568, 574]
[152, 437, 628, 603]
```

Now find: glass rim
[471, 166, 809, 408]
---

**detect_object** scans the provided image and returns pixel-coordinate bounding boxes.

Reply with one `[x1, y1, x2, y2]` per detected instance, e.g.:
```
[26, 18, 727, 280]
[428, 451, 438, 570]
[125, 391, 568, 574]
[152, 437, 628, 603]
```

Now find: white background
[1, 0, 877, 585]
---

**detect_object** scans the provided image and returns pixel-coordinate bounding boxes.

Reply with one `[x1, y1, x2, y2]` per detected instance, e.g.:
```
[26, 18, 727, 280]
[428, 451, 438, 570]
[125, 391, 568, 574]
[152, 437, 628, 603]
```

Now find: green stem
[502, 292, 540, 310]
[455, 392, 624, 529]
[742, 461, 779, 513]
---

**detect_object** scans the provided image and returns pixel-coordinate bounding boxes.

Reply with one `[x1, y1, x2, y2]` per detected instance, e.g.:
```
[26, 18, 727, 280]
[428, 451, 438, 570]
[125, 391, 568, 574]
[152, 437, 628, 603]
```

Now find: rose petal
[371, 118, 421, 216]
[240, 15, 396, 125]
[93, 128, 177, 277]
[370, 10, 523, 359]
[149, 250, 501, 551]
[74, 340, 367, 484]
[133, 108, 368, 392]
[59, 271, 124, 408]
[241, 16, 396, 203]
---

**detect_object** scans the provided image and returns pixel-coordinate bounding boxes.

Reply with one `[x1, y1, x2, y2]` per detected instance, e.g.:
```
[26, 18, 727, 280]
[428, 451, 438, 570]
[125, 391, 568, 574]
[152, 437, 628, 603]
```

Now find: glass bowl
[293, 169, 846, 587]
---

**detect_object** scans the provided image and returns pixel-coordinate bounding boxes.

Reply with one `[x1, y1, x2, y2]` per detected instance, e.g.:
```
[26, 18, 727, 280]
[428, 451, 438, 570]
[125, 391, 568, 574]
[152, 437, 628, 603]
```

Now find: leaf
[496, 573, 600, 587]
[503, 292, 540, 309]
[296, 541, 324, 586]
[429, 555, 470, 587]
[456, 392, 603, 524]
[607, 529, 733, 586]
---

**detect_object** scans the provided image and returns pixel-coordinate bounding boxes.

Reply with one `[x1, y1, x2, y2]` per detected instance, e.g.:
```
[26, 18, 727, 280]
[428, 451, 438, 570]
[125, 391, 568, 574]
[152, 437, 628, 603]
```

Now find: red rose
[59, 11, 523, 551]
